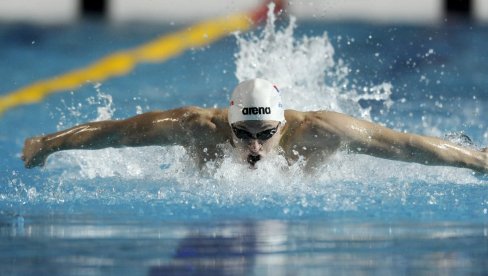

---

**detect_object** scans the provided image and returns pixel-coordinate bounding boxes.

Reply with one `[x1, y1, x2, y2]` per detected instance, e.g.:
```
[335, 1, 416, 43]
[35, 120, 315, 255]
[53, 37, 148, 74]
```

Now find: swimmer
[22, 78, 488, 173]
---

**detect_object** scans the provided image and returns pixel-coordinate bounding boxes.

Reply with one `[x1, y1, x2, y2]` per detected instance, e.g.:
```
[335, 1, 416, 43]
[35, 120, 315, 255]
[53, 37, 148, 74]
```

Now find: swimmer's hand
[472, 147, 488, 178]
[482, 147, 488, 174]
[22, 137, 49, 168]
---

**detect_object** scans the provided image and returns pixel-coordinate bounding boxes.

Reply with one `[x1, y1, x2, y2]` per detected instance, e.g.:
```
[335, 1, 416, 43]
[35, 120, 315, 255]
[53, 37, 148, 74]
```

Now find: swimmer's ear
[278, 121, 286, 133]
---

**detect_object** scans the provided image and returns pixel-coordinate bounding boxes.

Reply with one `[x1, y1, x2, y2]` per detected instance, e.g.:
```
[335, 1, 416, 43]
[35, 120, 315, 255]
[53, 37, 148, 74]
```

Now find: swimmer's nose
[248, 139, 262, 153]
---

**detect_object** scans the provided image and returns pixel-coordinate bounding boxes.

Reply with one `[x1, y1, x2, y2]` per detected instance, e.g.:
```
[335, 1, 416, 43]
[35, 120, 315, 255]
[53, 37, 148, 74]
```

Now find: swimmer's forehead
[232, 120, 280, 130]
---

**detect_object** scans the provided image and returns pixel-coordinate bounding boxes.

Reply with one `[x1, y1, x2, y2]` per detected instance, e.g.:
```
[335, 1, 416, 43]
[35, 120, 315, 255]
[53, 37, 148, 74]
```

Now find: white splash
[55, 83, 116, 130]
[234, 4, 393, 119]
[93, 83, 115, 121]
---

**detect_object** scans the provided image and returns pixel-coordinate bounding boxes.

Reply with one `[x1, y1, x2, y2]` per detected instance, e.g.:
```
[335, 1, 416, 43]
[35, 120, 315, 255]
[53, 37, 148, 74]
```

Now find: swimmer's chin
[247, 154, 261, 168]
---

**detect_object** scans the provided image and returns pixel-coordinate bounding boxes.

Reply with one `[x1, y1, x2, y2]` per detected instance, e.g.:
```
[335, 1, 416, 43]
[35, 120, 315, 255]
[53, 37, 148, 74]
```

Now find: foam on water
[7, 6, 486, 219]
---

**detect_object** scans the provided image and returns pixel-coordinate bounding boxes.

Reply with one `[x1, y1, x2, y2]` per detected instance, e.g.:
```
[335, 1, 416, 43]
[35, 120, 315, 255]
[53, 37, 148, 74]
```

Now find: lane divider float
[0, 0, 284, 116]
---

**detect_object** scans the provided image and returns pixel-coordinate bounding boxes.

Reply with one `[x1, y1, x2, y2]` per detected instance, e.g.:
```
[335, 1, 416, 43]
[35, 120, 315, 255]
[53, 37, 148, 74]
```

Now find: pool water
[1, 12, 488, 275]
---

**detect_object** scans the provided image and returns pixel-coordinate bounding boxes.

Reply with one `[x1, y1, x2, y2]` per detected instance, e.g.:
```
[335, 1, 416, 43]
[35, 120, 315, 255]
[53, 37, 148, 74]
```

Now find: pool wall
[1, 0, 488, 24]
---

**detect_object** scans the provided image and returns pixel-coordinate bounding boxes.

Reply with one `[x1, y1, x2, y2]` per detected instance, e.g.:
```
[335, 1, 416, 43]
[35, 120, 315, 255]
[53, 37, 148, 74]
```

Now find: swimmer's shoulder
[176, 106, 230, 133]
[150, 106, 231, 143]
[284, 109, 342, 124]
[282, 109, 351, 138]
[149, 106, 228, 122]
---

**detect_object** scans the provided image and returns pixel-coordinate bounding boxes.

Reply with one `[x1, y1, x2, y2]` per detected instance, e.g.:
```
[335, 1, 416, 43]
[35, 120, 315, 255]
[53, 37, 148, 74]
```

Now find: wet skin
[22, 107, 488, 173]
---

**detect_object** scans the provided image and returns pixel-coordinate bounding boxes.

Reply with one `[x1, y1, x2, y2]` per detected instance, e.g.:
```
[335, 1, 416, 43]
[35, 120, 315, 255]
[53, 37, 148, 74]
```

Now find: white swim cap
[228, 78, 285, 124]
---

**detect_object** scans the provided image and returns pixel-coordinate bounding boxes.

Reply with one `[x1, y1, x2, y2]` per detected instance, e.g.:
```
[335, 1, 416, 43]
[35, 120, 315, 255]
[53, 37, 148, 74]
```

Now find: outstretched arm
[22, 107, 207, 168]
[317, 111, 488, 173]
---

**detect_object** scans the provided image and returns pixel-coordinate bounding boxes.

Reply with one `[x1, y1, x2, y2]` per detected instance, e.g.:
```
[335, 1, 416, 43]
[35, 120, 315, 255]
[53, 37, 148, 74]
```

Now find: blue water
[1, 14, 488, 275]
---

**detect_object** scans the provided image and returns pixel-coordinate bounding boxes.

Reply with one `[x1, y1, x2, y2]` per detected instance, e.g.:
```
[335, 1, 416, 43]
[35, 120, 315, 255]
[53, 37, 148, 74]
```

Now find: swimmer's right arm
[22, 107, 201, 168]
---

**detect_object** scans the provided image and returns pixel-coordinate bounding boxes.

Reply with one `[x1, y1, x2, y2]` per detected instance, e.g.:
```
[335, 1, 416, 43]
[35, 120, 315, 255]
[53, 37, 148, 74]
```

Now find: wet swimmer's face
[231, 120, 283, 167]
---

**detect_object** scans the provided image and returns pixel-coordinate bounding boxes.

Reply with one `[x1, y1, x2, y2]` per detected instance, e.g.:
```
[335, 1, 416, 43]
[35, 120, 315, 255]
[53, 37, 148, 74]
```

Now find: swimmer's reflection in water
[148, 225, 256, 276]
[22, 79, 488, 174]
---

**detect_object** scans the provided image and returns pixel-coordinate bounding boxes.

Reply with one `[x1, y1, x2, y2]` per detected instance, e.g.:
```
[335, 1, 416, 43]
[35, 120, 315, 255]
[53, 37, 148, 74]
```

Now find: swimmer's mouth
[247, 154, 261, 166]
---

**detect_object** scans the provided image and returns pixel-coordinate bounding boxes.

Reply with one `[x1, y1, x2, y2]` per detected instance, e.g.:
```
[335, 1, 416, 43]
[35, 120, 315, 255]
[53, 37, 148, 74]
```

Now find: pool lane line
[0, 0, 285, 116]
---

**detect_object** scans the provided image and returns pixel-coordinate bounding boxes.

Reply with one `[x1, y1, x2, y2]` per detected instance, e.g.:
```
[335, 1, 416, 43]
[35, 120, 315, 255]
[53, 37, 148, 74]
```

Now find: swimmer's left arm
[316, 111, 488, 173]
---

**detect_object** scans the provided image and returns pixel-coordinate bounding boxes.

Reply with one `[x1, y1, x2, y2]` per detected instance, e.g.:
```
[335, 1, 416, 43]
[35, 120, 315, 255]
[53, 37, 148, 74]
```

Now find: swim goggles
[231, 122, 281, 140]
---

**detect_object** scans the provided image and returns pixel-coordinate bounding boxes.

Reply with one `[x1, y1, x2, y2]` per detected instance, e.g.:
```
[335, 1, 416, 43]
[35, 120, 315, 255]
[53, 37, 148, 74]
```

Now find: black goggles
[231, 122, 281, 140]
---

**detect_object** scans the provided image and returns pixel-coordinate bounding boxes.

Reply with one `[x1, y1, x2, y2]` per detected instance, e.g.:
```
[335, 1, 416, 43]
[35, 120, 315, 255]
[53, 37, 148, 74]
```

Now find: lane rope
[0, 1, 283, 116]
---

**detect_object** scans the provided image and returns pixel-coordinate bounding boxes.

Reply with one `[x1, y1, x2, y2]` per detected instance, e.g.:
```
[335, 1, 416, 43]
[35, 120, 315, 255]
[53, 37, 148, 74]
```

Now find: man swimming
[22, 78, 488, 173]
